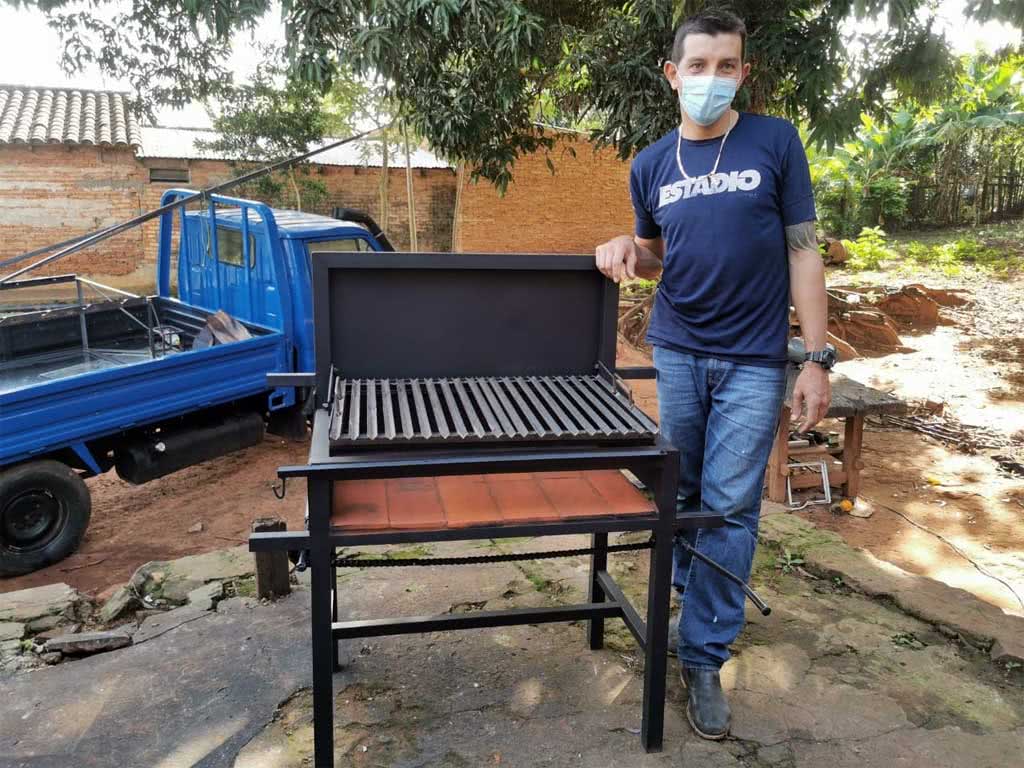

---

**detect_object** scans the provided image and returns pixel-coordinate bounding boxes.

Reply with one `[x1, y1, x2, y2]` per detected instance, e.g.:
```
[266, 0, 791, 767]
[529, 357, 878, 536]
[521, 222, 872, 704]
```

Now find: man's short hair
[671, 9, 747, 63]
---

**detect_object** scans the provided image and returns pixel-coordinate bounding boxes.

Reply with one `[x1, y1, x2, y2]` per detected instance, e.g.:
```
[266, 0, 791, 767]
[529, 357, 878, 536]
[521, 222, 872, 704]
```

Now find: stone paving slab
[759, 503, 1024, 664]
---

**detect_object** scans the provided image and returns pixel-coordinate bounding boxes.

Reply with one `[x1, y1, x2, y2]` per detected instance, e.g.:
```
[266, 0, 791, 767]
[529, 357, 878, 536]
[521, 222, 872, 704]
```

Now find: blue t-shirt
[630, 113, 815, 367]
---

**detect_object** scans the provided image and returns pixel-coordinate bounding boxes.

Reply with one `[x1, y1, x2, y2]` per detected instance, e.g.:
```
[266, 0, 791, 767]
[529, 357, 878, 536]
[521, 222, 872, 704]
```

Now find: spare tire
[0, 460, 91, 577]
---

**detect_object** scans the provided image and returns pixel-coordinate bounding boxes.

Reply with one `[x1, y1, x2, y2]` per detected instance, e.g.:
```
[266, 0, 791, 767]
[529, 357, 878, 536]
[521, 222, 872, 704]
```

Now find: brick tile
[330, 479, 388, 530]
[584, 470, 653, 515]
[385, 478, 447, 529]
[537, 476, 608, 519]
[487, 476, 558, 522]
[436, 475, 501, 527]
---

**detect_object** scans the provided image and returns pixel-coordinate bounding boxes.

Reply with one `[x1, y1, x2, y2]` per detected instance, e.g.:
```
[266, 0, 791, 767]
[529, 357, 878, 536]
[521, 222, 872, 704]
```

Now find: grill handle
[616, 366, 656, 380]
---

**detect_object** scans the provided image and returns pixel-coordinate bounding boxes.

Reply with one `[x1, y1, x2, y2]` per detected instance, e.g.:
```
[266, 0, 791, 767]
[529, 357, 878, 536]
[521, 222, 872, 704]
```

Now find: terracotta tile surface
[437, 475, 499, 527]
[536, 476, 607, 518]
[331, 479, 389, 530]
[385, 478, 447, 529]
[584, 471, 652, 515]
[329, 470, 654, 532]
[488, 476, 558, 523]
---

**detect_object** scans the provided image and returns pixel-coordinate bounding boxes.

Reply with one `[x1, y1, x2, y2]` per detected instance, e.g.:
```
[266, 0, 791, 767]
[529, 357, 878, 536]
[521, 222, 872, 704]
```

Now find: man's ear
[663, 59, 681, 92]
[739, 61, 752, 87]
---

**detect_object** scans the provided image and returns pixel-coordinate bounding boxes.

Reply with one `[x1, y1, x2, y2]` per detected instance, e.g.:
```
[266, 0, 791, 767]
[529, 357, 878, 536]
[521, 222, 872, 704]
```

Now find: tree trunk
[379, 135, 390, 240]
[403, 123, 418, 251]
[289, 167, 302, 211]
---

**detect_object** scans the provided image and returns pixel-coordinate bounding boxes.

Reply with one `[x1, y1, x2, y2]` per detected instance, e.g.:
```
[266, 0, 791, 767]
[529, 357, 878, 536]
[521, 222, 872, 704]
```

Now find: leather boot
[680, 666, 730, 740]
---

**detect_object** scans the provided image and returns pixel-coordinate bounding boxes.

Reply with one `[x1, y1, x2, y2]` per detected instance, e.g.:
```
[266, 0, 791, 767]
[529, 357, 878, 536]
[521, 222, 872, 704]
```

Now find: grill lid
[328, 374, 658, 447]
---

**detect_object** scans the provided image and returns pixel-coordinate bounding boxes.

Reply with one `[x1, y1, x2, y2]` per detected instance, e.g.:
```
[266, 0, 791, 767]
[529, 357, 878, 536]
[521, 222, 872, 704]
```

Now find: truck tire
[0, 461, 91, 577]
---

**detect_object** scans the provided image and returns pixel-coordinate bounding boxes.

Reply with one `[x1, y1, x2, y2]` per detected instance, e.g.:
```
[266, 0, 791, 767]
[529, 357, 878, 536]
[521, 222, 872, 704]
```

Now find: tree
[197, 47, 336, 210]
[14, 0, 1023, 189]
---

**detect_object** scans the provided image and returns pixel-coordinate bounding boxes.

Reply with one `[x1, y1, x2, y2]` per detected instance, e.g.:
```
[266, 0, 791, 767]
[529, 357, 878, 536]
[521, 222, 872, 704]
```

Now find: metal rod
[348, 379, 361, 440]
[425, 379, 450, 438]
[76, 278, 89, 363]
[675, 537, 771, 616]
[410, 379, 432, 439]
[475, 376, 516, 436]
[367, 379, 378, 440]
[537, 376, 594, 436]
[454, 379, 487, 438]
[439, 379, 468, 438]
[515, 377, 562, 435]
[381, 379, 396, 440]
[0, 128, 377, 283]
[396, 380, 414, 439]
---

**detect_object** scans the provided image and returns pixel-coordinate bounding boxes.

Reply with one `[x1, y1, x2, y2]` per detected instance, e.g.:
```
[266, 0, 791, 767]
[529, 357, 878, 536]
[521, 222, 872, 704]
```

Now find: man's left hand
[791, 363, 831, 432]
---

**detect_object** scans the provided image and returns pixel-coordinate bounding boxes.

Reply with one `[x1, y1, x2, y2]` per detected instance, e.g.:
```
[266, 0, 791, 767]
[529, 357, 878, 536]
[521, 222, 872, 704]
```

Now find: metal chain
[332, 540, 653, 569]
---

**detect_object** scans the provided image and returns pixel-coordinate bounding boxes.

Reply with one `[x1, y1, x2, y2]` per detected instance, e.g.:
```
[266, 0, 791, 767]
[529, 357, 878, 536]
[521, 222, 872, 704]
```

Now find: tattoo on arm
[785, 221, 818, 255]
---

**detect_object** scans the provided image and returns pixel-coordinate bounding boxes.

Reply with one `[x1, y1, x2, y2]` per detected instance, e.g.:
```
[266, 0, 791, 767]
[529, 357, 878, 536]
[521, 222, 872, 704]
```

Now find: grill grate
[328, 375, 658, 446]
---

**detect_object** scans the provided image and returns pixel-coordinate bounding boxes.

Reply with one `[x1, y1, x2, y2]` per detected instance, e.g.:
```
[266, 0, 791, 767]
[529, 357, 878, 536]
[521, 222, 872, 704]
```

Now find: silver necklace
[675, 112, 737, 181]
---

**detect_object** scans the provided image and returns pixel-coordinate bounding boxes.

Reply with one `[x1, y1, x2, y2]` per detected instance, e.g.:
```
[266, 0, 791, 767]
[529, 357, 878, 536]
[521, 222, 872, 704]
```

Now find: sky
[0, 1, 1018, 129]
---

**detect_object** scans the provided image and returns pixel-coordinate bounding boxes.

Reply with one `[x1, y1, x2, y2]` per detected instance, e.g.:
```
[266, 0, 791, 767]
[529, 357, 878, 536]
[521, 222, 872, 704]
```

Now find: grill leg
[641, 458, 679, 752]
[309, 478, 336, 768]
[331, 562, 341, 672]
[587, 532, 608, 650]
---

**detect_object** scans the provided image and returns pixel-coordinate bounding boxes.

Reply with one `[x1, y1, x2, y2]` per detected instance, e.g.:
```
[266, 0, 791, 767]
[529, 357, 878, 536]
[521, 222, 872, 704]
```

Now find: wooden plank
[784, 372, 907, 418]
[842, 413, 865, 499]
[766, 406, 791, 503]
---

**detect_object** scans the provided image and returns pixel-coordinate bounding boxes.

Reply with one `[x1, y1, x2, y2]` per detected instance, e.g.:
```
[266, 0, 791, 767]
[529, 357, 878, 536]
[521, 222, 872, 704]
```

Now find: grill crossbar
[328, 374, 657, 446]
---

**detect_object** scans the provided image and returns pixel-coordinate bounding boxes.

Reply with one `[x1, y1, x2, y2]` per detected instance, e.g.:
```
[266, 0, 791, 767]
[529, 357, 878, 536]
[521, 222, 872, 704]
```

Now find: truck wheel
[0, 461, 91, 577]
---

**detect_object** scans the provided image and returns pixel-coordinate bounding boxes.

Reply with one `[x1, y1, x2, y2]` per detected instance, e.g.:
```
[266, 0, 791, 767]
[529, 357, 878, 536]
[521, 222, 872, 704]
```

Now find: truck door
[212, 224, 283, 329]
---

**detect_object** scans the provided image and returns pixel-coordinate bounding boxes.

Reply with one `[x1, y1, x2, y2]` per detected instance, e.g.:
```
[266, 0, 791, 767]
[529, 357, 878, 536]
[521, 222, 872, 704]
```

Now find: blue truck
[0, 190, 389, 576]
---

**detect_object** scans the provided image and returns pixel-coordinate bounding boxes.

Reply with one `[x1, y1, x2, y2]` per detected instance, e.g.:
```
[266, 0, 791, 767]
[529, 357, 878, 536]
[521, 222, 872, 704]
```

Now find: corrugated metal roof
[139, 126, 451, 169]
[0, 85, 142, 147]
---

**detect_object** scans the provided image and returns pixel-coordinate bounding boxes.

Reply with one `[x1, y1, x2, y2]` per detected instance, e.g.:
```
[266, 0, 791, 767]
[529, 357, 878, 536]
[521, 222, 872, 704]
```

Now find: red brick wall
[454, 134, 635, 254]
[0, 144, 147, 283]
[0, 146, 456, 292]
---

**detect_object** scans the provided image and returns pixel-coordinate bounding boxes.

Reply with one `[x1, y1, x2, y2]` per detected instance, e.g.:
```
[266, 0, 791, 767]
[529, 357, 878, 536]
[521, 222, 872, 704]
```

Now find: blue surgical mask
[678, 75, 738, 126]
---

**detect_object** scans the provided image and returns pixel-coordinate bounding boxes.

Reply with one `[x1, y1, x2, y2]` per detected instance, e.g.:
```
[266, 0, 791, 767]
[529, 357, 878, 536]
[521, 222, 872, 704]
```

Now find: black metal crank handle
[675, 538, 772, 616]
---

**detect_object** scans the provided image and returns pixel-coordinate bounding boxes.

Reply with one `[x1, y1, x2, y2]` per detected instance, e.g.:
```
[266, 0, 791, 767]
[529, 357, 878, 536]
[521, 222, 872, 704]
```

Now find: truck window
[307, 238, 369, 255]
[211, 228, 257, 268]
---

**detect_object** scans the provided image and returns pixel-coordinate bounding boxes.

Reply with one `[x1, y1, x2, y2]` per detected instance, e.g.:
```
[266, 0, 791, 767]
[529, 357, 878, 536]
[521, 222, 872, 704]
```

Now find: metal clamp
[272, 477, 288, 500]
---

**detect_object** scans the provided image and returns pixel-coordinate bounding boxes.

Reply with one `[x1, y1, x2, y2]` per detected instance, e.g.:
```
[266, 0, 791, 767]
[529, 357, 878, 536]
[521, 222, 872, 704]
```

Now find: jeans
[653, 345, 787, 670]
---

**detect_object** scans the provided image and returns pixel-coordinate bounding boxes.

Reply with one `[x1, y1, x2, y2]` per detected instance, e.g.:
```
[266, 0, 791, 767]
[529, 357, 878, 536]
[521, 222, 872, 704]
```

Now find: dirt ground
[3, 267, 1024, 624]
[0, 439, 309, 598]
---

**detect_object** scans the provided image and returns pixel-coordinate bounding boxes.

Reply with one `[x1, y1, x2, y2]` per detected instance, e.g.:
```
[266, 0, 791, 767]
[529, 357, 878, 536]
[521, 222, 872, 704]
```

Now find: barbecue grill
[251, 252, 737, 768]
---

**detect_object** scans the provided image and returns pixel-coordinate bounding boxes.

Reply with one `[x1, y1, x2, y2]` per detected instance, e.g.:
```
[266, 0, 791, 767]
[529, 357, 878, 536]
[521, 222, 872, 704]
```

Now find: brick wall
[0, 144, 147, 283]
[454, 133, 635, 254]
[0, 146, 457, 292]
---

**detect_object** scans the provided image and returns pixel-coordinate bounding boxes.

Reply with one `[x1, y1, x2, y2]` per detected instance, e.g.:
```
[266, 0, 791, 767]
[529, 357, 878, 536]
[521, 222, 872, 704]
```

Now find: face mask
[677, 75, 738, 126]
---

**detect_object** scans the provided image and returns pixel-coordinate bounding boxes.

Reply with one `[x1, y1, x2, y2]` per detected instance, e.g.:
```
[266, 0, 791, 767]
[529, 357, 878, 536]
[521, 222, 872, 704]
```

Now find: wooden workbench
[765, 372, 907, 503]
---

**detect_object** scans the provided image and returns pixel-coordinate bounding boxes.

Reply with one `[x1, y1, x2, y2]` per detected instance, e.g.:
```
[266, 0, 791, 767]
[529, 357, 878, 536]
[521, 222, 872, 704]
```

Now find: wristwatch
[803, 344, 837, 371]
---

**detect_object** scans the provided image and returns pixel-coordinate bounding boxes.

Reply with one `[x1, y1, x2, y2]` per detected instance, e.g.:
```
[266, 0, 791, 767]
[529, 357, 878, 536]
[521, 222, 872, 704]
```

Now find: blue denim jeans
[653, 345, 787, 670]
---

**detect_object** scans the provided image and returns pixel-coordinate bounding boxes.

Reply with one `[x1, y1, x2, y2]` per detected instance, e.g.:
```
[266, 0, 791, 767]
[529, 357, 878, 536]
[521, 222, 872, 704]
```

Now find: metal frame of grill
[252, 251, 729, 768]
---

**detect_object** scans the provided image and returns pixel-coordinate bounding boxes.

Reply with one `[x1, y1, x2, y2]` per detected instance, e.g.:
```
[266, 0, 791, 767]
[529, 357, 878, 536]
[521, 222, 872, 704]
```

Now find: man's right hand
[595, 235, 638, 283]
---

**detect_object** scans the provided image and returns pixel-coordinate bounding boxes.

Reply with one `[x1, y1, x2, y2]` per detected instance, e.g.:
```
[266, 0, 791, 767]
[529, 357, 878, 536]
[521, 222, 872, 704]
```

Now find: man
[595, 9, 831, 741]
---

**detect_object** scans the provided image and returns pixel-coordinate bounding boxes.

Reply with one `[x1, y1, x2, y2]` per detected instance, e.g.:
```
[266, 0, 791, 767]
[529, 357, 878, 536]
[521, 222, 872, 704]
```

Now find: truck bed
[0, 297, 289, 467]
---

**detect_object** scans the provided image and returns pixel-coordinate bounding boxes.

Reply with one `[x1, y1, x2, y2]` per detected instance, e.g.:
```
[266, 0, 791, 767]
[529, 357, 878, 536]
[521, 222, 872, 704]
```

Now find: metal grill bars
[328, 375, 658, 445]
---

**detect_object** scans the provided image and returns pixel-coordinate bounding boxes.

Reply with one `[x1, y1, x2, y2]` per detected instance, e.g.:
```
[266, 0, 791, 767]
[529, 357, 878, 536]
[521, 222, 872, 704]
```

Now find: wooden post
[766, 406, 791, 503]
[253, 517, 291, 599]
[842, 414, 865, 500]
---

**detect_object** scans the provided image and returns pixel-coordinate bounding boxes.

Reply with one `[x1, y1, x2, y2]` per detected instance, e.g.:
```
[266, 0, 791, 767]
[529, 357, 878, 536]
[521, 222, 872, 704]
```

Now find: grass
[831, 216, 1024, 279]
